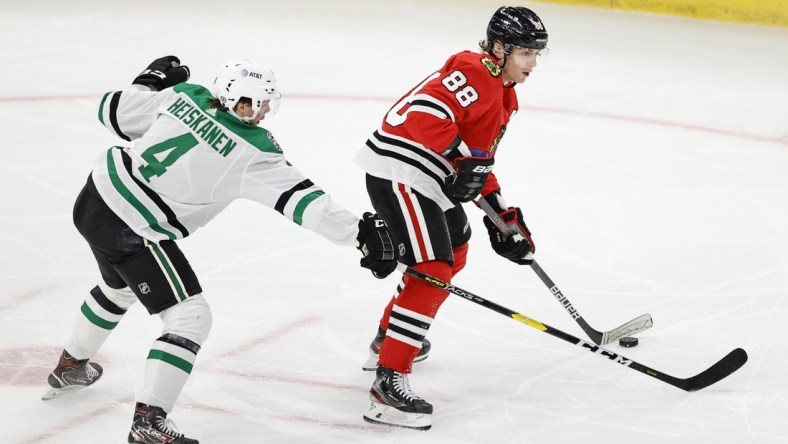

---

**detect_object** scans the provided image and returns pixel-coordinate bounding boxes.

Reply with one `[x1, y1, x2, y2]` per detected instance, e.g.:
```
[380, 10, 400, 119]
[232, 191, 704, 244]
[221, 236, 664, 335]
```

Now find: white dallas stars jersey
[92, 83, 359, 246]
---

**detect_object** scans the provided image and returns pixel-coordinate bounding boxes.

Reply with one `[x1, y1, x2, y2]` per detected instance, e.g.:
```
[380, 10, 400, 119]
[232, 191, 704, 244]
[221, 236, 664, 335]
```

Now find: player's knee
[159, 294, 213, 346]
[95, 283, 137, 310]
[451, 243, 469, 275]
[410, 260, 453, 288]
[415, 260, 452, 278]
[397, 260, 453, 317]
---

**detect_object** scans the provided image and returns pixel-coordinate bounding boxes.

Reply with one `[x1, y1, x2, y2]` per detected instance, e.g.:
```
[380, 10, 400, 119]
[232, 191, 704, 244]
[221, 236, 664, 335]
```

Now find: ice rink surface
[2, 0, 788, 442]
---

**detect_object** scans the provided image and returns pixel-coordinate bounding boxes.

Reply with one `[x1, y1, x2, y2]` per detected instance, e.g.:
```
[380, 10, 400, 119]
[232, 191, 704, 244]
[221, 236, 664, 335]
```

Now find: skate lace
[392, 373, 421, 402]
[84, 363, 99, 379]
[155, 416, 184, 438]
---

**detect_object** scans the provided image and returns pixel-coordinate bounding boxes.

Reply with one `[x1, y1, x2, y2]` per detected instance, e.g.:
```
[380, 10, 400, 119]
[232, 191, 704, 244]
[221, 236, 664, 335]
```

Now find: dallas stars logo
[480, 57, 501, 78]
[267, 132, 282, 152]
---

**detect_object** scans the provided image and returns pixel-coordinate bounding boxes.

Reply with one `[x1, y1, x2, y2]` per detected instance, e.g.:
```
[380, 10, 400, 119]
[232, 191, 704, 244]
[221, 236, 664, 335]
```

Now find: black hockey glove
[483, 207, 535, 265]
[357, 212, 398, 279]
[445, 156, 495, 203]
[132, 56, 190, 91]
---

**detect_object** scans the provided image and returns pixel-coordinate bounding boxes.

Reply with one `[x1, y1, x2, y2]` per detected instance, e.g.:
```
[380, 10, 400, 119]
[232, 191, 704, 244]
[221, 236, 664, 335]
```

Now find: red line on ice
[1, 93, 784, 146]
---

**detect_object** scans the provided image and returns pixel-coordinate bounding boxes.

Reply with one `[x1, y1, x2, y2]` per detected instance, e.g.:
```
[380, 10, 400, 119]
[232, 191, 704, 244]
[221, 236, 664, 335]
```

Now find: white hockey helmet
[213, 59, 281, 122]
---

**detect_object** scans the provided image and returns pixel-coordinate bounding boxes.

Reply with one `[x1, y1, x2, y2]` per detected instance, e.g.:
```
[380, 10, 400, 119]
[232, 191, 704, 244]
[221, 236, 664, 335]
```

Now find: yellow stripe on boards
[537, 0, 788, 27]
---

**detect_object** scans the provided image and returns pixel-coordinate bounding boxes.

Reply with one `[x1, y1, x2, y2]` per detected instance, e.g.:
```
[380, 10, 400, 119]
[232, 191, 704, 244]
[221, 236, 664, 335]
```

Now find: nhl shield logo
[399, 243, 407, 257]
[138, 282, 151, 295]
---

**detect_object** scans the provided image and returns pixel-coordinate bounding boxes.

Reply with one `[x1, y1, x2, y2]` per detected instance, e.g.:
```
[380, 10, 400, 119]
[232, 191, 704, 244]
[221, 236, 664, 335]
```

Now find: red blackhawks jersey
[355, 50, 518, 211]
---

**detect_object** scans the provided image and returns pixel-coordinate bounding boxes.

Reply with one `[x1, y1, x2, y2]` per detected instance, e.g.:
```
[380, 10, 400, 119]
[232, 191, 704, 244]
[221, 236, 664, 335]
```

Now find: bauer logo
[551, 286, 580, 319]
[529, 18, 544, 30]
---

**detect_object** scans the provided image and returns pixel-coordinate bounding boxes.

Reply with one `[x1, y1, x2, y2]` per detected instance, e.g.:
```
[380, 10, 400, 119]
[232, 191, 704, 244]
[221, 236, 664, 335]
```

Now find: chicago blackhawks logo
[480, 57, 501, 78]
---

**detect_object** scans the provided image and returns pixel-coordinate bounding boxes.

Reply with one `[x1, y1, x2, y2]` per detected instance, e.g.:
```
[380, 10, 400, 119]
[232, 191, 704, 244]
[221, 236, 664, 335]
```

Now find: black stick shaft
[476, 197, 652, 344]
[397, 263, 747, 392]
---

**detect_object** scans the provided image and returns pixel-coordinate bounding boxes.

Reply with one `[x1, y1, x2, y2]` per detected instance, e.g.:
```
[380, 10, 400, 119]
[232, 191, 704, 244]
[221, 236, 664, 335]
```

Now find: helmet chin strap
[499, 54, 508, 69]
[493, 43, 519, 88]
[491, 40, 510, 69]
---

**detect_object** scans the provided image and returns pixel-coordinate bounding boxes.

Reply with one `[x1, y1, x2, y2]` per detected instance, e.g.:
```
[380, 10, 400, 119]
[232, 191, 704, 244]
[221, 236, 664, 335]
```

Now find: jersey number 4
[386, 70, 479, 126]
[138, 133, 199, 182]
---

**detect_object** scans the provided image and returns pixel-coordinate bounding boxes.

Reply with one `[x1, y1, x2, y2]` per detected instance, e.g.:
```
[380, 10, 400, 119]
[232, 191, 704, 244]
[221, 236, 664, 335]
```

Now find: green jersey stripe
[98, 92, 111, 126]
[293, 190, 326, 225]
[106, 149, 177, 240]
[147, 242, 187, 302]
[147, 349, 194, 374]
[80, 302, 119, 330]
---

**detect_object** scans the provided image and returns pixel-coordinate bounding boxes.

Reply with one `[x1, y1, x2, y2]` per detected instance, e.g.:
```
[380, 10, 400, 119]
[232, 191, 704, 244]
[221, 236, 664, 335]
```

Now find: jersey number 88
[385, 70, 479, 127]
[441, 70, 478, 108]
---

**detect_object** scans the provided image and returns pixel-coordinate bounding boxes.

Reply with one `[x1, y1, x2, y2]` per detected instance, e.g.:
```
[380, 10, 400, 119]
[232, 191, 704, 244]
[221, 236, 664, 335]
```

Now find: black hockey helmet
[485, 6, 548, 53]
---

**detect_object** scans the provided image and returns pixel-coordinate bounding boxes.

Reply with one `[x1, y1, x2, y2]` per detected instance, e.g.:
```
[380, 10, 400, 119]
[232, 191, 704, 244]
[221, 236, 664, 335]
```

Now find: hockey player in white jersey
[42, 56, 398, 444]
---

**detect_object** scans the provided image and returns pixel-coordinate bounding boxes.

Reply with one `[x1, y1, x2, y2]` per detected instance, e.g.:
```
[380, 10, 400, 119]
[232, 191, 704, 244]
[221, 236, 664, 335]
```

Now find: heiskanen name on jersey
[93, 82, 359, 245]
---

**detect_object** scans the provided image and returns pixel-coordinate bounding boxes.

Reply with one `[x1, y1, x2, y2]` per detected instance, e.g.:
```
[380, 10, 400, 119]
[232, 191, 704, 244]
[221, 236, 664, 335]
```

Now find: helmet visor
[509, 46, 550, 70]
[267, 91, 282, 115]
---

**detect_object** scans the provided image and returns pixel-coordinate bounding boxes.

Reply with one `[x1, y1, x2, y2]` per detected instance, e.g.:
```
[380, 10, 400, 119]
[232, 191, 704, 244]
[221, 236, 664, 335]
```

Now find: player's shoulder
[234, 124, 284, 155]
[444, 51, 503, 82]
[171, 83, 283, 155]
[173, 82, 213, 100]
[213, 117, 284, 155]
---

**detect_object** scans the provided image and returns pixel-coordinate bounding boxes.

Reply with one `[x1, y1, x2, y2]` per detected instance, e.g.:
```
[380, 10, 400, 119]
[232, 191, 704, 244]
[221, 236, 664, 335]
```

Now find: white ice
[2, 0, 788, 443]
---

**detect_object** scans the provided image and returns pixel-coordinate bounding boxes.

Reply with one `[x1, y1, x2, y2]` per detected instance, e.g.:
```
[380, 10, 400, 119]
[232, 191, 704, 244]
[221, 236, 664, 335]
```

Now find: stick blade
[599, 314, 654, 345]
[677, 348, 748, 392]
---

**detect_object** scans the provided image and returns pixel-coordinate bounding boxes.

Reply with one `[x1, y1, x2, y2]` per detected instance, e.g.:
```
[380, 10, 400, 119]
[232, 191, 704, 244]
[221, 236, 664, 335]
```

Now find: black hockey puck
[619, 337, 639, 348]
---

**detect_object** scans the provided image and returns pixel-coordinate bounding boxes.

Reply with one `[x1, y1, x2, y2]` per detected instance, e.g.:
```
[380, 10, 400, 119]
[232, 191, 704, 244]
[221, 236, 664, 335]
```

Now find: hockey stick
[476, 197, 653, 345]
[397, 263, 747, 392]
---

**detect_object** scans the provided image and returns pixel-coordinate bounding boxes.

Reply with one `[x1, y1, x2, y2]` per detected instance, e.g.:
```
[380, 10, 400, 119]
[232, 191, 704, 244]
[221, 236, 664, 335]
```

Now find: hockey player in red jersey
[355, 6, 549, 430]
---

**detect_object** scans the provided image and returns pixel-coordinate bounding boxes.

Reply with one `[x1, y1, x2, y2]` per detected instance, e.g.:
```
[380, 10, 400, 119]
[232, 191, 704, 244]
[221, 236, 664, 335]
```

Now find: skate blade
[42, 384, 87, 401]
[363, 401, 431, 430]
[362, 355, 378, 371]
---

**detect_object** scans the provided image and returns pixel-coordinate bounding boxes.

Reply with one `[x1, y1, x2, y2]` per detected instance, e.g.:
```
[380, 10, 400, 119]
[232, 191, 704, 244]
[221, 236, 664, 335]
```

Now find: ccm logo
[472, 165, 493, 173]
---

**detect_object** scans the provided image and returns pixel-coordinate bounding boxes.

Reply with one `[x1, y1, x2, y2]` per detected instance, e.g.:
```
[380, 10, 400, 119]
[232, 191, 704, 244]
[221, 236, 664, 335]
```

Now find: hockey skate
[42, 349, 103, 400]
[128, 402, 198, 444]
[363, 365, 432, 430]
[362, 327, 431, 371]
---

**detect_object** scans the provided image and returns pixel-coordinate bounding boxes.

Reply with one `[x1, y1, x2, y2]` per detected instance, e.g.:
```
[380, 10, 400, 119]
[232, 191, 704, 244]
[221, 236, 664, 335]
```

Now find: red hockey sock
[378, 260, 452, 373]
[451, 243, 468, 276]
[378, 296, 396, 331]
